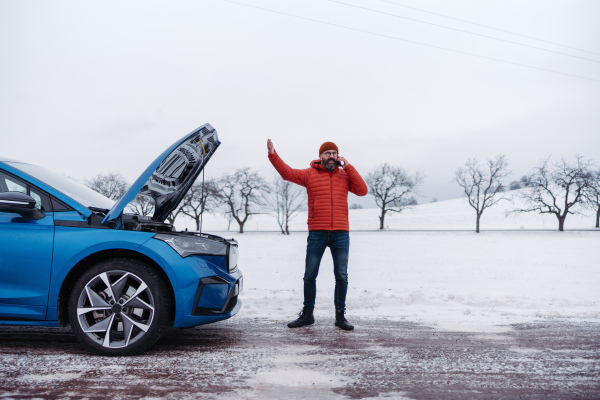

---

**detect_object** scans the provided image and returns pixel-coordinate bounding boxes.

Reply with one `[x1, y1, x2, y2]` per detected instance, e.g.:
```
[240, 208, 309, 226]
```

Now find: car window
[0, 171, 51, 211]
[29, 189, 43, 210]
[4, 176, 27, 194]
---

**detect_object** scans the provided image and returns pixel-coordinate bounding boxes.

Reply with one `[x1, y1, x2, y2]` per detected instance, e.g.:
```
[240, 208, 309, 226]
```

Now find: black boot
[335, 309, 354, 331]
[287, 307, 315, 328]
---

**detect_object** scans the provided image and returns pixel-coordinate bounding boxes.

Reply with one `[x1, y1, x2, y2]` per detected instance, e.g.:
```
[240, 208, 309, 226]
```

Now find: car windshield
[5, 161, 115, 210]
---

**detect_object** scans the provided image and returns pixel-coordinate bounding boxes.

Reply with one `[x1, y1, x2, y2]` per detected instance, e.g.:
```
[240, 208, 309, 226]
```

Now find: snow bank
[232, 231, 599, 332]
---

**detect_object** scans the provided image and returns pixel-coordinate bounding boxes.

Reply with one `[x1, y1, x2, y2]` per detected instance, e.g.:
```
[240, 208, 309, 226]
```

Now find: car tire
[68, 258, 171, 356]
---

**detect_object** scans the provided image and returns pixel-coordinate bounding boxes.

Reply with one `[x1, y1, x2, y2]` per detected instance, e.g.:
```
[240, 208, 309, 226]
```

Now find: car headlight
[154, 234, 227, 258]
[228, 241, 239, 273]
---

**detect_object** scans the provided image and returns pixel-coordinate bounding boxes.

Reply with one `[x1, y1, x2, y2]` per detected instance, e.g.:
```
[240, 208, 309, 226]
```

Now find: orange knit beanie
[319, 142, 338, 155]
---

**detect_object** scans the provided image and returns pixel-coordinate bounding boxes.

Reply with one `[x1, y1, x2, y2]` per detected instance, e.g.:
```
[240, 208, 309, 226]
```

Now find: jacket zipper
[330, 171, 334, 230]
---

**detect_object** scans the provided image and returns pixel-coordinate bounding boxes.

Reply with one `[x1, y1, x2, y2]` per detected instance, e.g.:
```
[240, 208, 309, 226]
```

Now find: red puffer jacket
[269, 151, 368, 231]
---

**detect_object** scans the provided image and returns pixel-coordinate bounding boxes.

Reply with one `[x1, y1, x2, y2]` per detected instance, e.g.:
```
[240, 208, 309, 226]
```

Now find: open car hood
[103, 123, 220, 225]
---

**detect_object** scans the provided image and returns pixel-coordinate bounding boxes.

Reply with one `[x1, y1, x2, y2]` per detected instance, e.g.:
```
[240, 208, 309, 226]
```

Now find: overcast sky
[1, 0, 599, 206]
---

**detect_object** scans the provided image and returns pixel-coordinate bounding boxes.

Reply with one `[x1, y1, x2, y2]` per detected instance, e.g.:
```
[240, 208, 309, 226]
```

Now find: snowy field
[177, 196, 600, 333]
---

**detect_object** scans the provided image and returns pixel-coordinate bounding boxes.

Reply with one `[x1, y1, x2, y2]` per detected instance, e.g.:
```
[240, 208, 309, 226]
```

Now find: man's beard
[322, 158, 336, 171]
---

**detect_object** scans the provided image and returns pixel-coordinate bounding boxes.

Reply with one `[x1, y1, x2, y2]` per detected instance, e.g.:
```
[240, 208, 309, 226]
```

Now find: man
[267, 139, 368, 330]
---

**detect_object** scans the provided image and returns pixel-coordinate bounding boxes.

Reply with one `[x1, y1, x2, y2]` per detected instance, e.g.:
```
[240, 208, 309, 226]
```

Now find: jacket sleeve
[344, 164, 368, 196]
[268, 150, 309, 187]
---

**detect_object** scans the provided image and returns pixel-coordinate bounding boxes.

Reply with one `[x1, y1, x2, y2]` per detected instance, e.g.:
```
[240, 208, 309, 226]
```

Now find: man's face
[320, 150, 338, 171]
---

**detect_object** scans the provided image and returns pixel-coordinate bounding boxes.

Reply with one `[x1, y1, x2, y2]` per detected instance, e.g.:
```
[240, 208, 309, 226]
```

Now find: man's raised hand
[267, 139, 275, 155]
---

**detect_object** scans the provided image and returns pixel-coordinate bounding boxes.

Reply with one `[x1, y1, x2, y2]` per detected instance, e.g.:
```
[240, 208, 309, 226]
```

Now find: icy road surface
[1, 318, 599, 399]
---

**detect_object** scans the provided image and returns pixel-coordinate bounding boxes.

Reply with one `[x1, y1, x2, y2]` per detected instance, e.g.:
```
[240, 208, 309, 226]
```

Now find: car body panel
[0, 212, 54, 313]
[0, 168, 56, 320]
[0, 320, 61, 327]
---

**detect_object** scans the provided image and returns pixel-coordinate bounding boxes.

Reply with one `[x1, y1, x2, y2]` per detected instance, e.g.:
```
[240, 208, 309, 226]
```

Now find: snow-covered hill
[176, 191, 597, 232]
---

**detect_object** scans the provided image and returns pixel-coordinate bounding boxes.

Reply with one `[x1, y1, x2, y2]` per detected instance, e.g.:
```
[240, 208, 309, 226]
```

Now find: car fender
[49, 226, 155, 311]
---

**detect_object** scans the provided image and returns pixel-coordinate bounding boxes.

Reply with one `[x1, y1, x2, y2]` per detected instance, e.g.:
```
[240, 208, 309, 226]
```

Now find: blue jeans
[303, 230, 350, 310]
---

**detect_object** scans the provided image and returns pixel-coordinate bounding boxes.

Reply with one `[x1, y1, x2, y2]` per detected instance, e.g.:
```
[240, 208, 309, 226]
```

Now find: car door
[0, 170, 54, 321]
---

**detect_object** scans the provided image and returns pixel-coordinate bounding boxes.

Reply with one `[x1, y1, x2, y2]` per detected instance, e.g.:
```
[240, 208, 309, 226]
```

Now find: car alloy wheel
[69, 258, 170, 356]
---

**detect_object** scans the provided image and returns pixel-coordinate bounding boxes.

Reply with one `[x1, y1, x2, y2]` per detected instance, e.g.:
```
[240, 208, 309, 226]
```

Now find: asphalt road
[0, 318, 599, 400]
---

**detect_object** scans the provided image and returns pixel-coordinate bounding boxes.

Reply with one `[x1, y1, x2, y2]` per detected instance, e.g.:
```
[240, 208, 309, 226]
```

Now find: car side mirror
[0, 191, 45, 220]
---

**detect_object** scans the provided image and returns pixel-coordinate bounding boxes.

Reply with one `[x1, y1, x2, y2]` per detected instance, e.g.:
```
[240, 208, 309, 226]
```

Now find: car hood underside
[103, 123, 220, 225]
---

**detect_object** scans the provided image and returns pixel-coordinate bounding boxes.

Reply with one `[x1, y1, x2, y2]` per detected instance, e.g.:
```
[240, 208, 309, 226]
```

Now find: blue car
[0, 124, 242, 355]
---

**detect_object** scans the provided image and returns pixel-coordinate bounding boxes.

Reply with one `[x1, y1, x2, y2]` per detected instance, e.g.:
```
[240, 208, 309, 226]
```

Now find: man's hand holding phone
[337, 156, 348, 169]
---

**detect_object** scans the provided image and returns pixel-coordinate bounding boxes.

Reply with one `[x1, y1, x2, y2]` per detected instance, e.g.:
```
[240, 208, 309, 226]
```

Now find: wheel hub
[76, 269, 156, 349]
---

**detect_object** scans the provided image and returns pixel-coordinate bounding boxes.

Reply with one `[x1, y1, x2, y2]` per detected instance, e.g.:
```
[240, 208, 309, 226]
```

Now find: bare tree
[454, 155, 510, 233]
[509, 180, 522, 191]
[266, 175, 306, 235]
[515, 156, 592, 231]
[520, 175, 533, 187]
[215, 167, 268, 233]
[128, 195, 155, 217]
[84, 172, 128, 201]
[180, 180, 221, 231]
[582, 168, 600, 228]
[366, 163, 424, 230]
[166, 206, 185, 226]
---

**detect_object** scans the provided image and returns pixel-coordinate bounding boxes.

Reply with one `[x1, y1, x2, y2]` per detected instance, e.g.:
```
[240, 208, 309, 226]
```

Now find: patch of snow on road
[18, 372, 82, 382]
